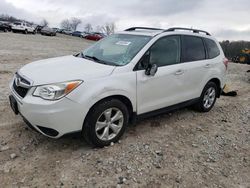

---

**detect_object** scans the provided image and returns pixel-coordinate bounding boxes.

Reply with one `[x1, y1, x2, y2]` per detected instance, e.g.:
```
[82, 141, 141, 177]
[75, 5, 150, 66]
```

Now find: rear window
[204, 38, 220, 59]
[181, 35, 206, 62]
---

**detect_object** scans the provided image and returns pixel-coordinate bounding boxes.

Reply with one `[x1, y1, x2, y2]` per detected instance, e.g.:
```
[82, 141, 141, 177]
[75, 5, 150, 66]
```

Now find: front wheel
[194, 82, 218, 112]
[83, 99, 129, 147]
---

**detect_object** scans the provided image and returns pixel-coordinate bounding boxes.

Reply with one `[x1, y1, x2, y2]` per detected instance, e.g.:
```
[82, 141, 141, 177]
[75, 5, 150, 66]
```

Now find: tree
[0, 14, 19, 22]
[84, 23, 93, 33]
[70, 17, 81, 31]
[60, 19, 71, 30]
[40, 19, 48, 27]
[101, 22, 116, 35]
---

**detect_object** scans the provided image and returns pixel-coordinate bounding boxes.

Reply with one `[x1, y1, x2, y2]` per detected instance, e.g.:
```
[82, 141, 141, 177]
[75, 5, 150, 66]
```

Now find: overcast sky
[1, 0, 250, 41]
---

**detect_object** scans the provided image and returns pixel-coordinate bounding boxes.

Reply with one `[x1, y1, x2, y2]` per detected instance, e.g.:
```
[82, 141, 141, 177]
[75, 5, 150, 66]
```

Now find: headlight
[33, 80, 82, 100]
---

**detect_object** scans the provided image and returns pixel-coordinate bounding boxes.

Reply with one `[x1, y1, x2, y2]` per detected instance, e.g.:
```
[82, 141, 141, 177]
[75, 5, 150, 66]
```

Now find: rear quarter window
[204, 38, 220, 59]
[181, 35, 206, 62]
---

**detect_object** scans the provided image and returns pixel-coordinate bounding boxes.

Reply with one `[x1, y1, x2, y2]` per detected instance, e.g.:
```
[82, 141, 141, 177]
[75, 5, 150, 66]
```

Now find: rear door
[178, 35, 207, 100]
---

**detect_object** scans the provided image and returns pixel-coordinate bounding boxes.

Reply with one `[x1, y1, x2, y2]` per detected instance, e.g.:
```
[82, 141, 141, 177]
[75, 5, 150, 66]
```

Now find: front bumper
[10, 85, 87, 138]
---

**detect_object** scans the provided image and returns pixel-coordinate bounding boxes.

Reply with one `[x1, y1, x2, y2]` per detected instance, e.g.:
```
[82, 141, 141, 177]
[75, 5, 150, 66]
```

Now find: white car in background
[12, 22, 36, 34]
[9, 27, 227, 147]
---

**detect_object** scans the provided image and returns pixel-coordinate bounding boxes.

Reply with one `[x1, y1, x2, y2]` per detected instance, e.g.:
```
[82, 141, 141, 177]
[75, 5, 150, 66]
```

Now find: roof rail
[165, 27, 211, 36]
[125, 27, 163, 31]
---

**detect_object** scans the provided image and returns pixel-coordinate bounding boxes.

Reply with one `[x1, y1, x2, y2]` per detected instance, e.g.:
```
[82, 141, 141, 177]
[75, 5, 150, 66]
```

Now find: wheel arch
[206, 78, 221, 97]
[83, 95, 134, 127]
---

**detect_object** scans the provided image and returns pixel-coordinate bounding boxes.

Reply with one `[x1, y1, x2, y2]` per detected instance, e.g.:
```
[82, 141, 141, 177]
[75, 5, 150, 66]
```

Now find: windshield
[81, 34, 152, 66]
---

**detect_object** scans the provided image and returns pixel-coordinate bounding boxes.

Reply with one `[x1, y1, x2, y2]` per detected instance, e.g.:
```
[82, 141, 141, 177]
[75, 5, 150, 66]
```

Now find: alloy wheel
[203, 87, 216, 109]
[95, 107, 124, 141]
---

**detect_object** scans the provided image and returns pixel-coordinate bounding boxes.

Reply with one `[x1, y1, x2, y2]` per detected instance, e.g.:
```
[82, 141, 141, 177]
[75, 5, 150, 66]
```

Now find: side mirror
[145, 64, 158, 76]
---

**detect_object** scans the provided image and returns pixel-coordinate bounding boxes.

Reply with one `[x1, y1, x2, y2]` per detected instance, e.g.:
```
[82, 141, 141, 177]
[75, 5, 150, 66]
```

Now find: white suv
[9, 27, 228, 147]
[12, 22, 36, 34]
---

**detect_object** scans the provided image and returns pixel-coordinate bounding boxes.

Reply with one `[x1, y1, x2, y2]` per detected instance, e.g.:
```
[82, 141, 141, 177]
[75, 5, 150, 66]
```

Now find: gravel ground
[0, 32, 249, 188]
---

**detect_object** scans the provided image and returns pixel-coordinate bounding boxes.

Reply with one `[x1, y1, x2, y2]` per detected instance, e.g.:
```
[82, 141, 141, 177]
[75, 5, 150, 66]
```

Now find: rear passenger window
[181, 36, 206, 62]
[204, 38, 220, 59]
[150, 36, 181, 67]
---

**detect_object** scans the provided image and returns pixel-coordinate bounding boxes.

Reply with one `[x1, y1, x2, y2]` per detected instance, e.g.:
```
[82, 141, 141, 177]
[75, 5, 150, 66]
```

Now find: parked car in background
[0, 22, 12, 32]
[35, 25, 43, 33]
[12, 22, 36, 34]
[84, 32, 106, 41]
[52, 28, 59, 32]
[71, 31, 84, 37]
[41, 27, 57, 36]
[57, 29, 64, 33]
[62, 29, 73, 35]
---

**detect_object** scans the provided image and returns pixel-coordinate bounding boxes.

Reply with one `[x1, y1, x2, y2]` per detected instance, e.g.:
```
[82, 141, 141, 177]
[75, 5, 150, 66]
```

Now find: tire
[83, 99, 129, 147]
[194, 82, 218, 112]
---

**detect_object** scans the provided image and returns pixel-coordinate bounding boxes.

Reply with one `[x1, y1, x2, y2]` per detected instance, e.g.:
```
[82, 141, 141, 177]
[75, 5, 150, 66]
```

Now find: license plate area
[9, 95, 19, 115]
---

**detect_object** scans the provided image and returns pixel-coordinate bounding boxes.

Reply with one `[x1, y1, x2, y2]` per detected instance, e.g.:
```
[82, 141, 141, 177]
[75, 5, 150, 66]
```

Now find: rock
[192, 144, 198, 148]
[21, 146, 27, 151]
[3, 166, 11, 173]
[0, 145, 10, 152]
[155, 150, 163, 156]
[10, 153, 17, 159]
[118, 140, 121, 144]
[116, 184, 122, 188]
[196, 126, 203, 131]
[118, 177, 127, 184]
[175, 176, 182, 183]
[126, 165, 131, 170]
[154, 162, 162, 169]
[116, 167, 122, 173]
[110, 142, 114, 146]
[132, 177, 137, 182]
[207, 156, 216, 163]
[144, 144, 150, 149]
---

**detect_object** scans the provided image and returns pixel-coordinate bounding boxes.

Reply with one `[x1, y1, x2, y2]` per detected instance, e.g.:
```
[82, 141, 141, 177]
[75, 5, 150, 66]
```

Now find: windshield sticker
[116, 41, 131, 46]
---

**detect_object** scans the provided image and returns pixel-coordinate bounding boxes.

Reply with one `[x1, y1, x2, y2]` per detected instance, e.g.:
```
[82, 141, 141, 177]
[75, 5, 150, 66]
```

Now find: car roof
[117, 27, 216, 40]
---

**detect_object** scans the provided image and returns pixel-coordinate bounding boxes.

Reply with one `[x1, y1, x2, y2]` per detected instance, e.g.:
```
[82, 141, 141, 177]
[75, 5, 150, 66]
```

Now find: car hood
[19, 55, 116, 85]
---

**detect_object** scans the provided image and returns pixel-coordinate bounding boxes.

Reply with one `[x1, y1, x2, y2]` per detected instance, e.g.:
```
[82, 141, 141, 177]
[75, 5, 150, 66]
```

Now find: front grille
[13, 81, 29, 98]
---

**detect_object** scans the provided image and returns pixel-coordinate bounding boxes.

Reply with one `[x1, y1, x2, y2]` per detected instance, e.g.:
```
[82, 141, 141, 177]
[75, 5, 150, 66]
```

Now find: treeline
[220, 41, 250, 59]
[0, 14, 20, 22]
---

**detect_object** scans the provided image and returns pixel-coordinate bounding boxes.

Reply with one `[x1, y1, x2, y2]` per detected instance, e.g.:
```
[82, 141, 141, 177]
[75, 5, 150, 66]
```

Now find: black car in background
[0, 22, 12, 32]
[41, 27, 57, 36]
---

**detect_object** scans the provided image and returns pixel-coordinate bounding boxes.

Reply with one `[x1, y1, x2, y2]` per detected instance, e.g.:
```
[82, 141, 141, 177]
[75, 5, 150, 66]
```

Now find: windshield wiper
[80, 53, 119, 66]
[82, 54, 110, 65]
[85, 55, 105, 63]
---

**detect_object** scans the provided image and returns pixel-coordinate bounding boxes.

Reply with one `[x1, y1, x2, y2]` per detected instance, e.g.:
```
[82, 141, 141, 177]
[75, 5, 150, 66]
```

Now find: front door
[136, 35, 185, 114]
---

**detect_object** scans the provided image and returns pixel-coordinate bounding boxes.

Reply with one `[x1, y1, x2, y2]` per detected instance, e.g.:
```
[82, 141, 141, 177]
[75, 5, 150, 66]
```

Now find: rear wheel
[194, 82, 218, 112]
[83, 99, 129, 147]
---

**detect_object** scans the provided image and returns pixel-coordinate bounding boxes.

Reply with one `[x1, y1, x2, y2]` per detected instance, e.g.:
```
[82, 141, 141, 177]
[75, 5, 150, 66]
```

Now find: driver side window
[150, 35, 181, 67]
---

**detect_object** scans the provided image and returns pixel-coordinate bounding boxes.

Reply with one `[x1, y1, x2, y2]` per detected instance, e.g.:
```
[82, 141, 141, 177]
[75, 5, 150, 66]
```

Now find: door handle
[204, 64, 211, 68]
[175, 70, 184, 75]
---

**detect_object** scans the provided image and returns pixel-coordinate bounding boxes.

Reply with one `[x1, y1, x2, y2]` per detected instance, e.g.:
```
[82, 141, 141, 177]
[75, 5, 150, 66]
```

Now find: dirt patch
[0, 32, 249, 187]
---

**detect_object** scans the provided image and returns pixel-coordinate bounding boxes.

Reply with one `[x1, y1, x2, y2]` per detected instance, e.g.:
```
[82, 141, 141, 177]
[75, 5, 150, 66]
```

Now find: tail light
[223, 58, 229, 70]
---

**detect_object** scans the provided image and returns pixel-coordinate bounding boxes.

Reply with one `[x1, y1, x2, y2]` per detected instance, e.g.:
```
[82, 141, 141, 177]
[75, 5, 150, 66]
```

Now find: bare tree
[84, 23, 93, 33]
[40, 19, 49, 27]
[95, 25, 102, 33]
[60, 19, 71, 30]
[70, 17, 82, 31]
[101, 22, 116, 35]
